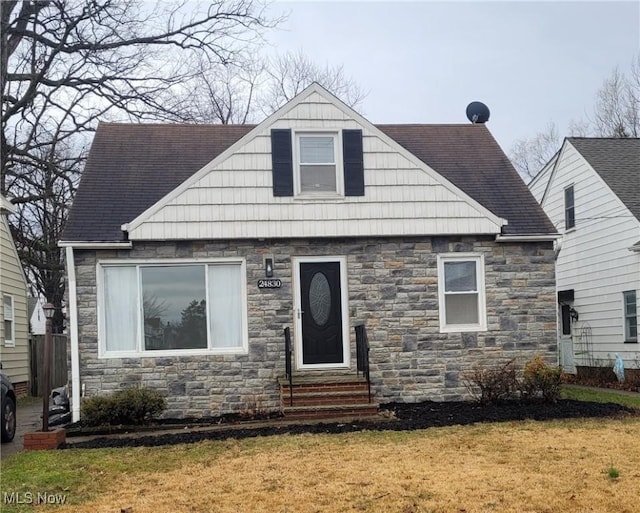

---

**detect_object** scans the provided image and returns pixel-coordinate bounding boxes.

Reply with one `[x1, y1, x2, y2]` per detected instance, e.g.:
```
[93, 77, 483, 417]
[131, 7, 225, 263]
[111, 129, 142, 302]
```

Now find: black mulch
[62, 399, 638, 450]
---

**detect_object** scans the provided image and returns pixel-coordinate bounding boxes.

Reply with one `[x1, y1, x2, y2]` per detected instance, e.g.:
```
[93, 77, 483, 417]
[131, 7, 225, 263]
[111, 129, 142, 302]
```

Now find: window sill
[98, 347, 248, 359]
[4, 341, 15, 348]
[564, 227, 576, 234]
[293, 193, 346, 202]
[624, 340, 638, 344]
[439, 325, 487, 334]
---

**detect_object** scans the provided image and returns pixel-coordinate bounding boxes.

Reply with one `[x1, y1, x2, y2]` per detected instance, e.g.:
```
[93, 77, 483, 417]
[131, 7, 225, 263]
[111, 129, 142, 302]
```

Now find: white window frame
[437, 253, 487, 333]
[3, 294, 15, 347]
[623, 290, 637, 343]
[564, 184, 575, 231]
[293, 130, 344, 198]
[97, 258, 248, 358]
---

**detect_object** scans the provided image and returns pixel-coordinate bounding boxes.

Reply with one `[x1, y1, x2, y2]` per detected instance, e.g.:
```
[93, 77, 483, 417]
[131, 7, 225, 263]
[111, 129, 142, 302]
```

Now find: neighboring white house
[0, 195, 30, 395]
[28, 296, 46, 335]
[529, 138, 639, 376]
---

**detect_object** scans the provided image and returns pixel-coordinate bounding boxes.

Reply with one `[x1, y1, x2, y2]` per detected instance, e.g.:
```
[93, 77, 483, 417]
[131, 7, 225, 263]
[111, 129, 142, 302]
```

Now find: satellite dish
[466, 101, 490, 124]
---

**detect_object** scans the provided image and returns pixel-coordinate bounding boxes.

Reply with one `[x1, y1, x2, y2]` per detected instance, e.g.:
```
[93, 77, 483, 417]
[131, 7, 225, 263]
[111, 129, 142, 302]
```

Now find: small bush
[521, 356, 563, 403]
[82, 387, 167, 426]
[81, 395, 117, 427]
[463, 360, 519, 405]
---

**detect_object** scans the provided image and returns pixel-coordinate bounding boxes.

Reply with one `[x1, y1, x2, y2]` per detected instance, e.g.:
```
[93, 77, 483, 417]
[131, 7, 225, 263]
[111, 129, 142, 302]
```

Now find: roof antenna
[466, 101, 490, 124]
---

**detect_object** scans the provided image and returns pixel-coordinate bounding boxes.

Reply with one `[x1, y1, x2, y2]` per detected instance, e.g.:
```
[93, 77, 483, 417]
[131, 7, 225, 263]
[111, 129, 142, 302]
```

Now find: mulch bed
[62, 399, 638, 450]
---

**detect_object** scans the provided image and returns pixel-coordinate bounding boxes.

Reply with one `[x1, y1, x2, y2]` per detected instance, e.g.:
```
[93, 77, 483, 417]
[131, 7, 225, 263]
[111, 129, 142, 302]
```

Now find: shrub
[81, 395, 117, 427]
[520, 356, 563, 403]
[463, 360, 519, 405]
[82, 387, 167, 426]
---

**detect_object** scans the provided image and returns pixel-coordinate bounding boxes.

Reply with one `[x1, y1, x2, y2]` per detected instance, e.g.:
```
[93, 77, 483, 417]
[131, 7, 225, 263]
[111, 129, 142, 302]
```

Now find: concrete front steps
[279, 375, 379, 420]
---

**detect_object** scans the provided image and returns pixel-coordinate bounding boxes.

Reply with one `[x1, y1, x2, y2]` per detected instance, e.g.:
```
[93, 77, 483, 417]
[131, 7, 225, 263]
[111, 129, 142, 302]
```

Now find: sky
[262, 0, 639, 154]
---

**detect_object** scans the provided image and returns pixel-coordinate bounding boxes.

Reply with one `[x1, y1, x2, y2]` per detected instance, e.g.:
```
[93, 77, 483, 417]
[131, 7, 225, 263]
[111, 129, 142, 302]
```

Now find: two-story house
[529, 138, 639, 380]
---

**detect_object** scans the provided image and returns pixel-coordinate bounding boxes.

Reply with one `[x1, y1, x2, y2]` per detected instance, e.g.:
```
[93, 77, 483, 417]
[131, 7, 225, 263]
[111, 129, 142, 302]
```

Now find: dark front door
[299, 261, 343, 365]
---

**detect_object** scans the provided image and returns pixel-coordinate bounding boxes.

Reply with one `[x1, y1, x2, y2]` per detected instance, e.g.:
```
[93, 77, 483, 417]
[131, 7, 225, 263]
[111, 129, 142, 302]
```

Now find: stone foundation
[72, 235, 557, 418]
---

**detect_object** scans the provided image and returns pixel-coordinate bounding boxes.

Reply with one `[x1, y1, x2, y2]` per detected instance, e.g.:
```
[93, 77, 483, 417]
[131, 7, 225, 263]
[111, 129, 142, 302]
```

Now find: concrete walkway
[1, 400, 43, 460]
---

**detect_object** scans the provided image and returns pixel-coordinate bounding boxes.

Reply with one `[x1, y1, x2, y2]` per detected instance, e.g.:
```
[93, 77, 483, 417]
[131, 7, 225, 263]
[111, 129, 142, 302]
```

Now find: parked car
[1, 371, 17, 442]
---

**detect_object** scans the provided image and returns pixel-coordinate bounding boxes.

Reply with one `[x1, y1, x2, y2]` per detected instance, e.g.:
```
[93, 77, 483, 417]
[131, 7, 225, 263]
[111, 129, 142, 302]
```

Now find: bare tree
[1, 0, 279, 329]
[592, 57, 640, 138]
[511, 55, 640, 179]
[260, 50, 367, 115]
[177, 57, 267, 124]
[509, 122, 562, 180]
[176, 49, 367, 125]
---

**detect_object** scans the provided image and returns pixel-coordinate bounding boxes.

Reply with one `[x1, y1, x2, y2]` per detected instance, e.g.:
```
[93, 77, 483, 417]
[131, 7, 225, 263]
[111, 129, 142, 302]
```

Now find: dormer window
[297, 133, 339, 195]
[271, 128, 364, 198]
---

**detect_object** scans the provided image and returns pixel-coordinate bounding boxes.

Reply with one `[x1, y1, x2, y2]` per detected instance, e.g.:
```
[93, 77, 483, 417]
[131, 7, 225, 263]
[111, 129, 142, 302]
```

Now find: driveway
[1, 399, 42, 460]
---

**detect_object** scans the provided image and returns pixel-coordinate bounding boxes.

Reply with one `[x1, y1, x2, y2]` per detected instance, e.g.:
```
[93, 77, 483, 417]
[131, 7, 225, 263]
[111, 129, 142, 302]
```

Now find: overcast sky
[263, 1, 639, 154]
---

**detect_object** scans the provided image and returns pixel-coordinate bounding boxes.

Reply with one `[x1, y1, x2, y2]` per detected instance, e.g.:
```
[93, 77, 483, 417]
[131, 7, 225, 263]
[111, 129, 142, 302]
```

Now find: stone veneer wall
[73, 236, 556, 418]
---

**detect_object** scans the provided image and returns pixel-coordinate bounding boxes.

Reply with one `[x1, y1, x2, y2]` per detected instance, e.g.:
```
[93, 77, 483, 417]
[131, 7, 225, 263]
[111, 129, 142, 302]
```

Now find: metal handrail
[355, 324, 371, 403]
[284, 327, 293, 406]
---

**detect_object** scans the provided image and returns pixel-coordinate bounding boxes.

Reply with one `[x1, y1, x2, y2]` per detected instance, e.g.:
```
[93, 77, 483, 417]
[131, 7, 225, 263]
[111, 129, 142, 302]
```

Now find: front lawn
[2, 417, 639, 513]
[561, 384, 640, 409]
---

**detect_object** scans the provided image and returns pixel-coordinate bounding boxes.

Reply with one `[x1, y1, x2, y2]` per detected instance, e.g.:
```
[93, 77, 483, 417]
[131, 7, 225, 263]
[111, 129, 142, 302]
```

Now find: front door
[297, 260, 345, 366]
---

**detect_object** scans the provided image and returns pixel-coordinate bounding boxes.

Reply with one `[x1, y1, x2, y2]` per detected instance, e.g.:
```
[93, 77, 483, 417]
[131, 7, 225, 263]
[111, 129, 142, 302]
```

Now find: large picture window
[99, 260, 247, 356]
[624, 290, 637, 343]
[437, 254, 487, 333]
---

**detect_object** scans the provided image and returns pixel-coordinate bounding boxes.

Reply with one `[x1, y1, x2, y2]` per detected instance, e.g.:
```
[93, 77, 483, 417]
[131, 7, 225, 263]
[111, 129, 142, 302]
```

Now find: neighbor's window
[100, 261, 246, 356]
[564, 185, 575, 230]
[623, 290, 637, 342]
[437, 254, 487, 332]
[3, 294, 15, 347]
[296, 133, 339, 194]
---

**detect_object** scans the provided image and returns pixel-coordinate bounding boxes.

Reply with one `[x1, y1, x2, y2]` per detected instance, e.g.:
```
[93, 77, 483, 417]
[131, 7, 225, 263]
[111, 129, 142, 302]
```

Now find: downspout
[65, 246, 81, 422]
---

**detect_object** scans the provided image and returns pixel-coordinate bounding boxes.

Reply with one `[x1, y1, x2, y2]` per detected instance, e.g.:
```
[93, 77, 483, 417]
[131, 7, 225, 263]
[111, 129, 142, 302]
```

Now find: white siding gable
[540, 141, 640, 366]
[126, 85, 506, 241]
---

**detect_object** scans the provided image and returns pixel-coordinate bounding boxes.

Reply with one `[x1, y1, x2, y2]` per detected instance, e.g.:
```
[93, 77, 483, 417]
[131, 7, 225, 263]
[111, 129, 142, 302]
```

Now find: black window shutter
[271, 129, 293, 196]
[342, 129, 364, 196]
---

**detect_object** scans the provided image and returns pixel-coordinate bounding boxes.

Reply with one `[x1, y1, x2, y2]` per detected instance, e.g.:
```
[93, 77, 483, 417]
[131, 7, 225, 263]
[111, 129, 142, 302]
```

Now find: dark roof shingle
[63, 122, 555, 241]
[568, 138, 640, 220]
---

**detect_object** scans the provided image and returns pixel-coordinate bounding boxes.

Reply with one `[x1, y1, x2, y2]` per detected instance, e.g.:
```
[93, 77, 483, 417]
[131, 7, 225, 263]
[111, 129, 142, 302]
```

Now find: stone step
[281, 390, 372, 407]
[282, 403, 380, 420]
[281, 383, 369, 394]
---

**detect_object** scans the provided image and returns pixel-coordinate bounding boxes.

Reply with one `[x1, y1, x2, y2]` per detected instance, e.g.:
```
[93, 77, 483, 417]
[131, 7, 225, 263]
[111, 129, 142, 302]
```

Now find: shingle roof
[62, 122, 556, 241]
[568, 138, 640, 220]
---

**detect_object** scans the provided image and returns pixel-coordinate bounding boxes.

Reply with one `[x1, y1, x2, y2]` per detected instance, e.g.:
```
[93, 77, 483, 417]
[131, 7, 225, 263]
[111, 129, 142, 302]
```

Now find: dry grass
[44, 418, 640, 513]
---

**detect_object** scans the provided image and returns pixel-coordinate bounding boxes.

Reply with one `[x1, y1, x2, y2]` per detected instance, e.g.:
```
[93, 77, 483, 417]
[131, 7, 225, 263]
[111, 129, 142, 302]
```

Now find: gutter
[495, 234, 562, 243]
[58, 241, 132, 249]
[65, 247, 81, 423]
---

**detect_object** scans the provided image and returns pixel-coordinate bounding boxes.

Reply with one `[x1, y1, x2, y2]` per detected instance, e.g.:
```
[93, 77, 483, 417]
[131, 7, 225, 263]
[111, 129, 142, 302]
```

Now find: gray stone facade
[72, 236, 556, 418]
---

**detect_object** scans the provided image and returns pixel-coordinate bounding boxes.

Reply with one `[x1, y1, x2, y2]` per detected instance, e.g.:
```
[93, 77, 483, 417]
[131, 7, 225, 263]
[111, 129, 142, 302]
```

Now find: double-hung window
[564, 185, 575, 230]
[437, 254, 487, 332]
[296, 132, 340, 195]
[3, 294, 15, 347]
[99, 260, 247, 356]
[623, 290, 637, 343]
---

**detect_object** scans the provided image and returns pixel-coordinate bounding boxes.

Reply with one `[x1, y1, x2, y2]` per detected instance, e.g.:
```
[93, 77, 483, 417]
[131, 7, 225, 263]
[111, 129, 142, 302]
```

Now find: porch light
[265, 257, 274, 278]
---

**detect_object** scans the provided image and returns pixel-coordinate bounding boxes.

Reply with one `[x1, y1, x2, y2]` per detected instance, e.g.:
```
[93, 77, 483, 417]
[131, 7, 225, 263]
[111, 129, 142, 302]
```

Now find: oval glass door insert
[309, 272, 331, 326]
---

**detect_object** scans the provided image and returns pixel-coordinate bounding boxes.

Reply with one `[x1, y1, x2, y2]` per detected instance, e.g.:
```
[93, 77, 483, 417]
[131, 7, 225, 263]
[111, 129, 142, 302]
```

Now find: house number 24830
[257, 279, 282, 289]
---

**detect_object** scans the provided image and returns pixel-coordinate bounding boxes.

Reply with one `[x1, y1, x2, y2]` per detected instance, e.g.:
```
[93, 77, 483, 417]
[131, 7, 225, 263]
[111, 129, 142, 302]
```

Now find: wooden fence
[29, 335, 68, 397]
